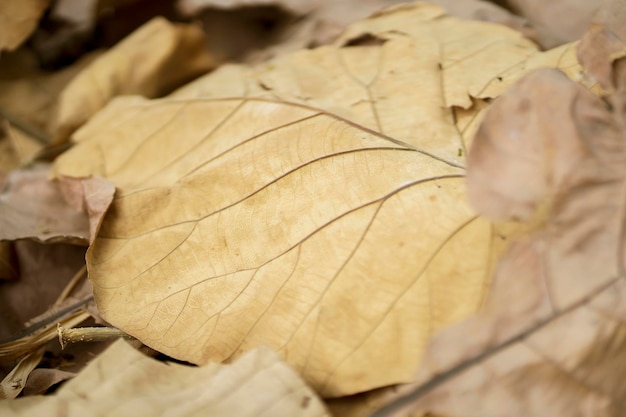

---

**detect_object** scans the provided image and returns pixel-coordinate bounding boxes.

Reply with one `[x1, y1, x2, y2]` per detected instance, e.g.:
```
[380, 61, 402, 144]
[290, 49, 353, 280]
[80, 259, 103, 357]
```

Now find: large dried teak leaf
[53, 96, 493, 397]
[372, 68, 626, 417]
[0, 340, 329, 417]
[172, 2, 582, 163]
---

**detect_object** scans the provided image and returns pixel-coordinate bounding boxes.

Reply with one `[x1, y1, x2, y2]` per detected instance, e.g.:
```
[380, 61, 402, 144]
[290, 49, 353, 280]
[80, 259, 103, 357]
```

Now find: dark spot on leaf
[518, 98, 531, 113]
[342, 33, 387, 47]
[301, 395, 311, 408]
[497, 76, 503, 82]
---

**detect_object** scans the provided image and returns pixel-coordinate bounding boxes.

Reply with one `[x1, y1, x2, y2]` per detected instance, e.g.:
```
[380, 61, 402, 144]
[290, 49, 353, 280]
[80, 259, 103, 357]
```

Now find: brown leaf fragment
[51, 17, 216, 144]
[0, 242, 18, 281]
[0, 340, 330, 417]
[21, 368, 75, 396]
[0, 242, 86, 343]
[371, 68, 626, 417]
[578, 0, 626, 91]
[0, 163, 114, 244]
[502, 0, 605, 49]
[0, 0, 50, 51]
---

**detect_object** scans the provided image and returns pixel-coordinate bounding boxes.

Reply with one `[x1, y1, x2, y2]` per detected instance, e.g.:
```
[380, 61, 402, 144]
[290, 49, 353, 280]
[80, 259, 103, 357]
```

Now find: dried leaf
[0, 242, 86, 342]
[21, 368, 75, 396]
[0, 163, 115, 244]
[0, 340, 330, 417]
[53, 96, 494, 396]
[372, 68, 626, 417]
[0, 51, 100, 144]
[51, 17, 216, 143]
[578, 0, 626, 91]
[0, 0, 50, 51]
[502, 0, 604, 49]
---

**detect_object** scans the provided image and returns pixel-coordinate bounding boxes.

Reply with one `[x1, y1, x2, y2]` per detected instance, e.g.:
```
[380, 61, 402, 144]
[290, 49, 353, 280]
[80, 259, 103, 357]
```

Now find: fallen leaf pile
[1, 1, 625, 416]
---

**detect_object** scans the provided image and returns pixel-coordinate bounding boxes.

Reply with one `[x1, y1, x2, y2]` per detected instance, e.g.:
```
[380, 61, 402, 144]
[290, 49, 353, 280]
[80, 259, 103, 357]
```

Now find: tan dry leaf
[0, 51, 100, 144]
[0, 340, 330, 417]
[53, 96, 498, 397]
[0, 163, 115, 244]
[51, 17, 216, 144]
[372, 68, 626, 417]
[0, 0, 50, 51]
[172, 2, 582, 164]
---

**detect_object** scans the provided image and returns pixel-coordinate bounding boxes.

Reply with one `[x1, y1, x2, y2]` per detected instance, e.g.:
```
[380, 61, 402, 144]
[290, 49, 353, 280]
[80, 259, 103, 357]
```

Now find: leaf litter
[1, 0, 625, 416]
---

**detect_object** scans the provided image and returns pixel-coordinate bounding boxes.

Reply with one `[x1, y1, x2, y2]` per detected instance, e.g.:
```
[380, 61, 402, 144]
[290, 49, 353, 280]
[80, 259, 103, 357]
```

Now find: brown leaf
[577, 0, 626, 91]
[0, 241, 86, 343]
[51, 17, 217, 143]
[371, 68, 626, 417]
[0, 0, 50, 51]
[0, 340, 330, 417]
[0, 163, 114, 244]
[21, 368, 75, 396]
[502, 0, 604, 49]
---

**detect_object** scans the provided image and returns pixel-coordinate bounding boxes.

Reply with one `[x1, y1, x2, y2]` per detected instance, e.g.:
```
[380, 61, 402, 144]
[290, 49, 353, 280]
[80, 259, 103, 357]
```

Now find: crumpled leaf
[53, 96, 494, 397]
[371, 68, 626, 417]
[0, 0, 50, 51]
[0, 163, 115, 244]
[51, 16, 216, 143]
[0, 340, 330, 417]
[172, 2, 582, 163]
[577, 0, 626, 91]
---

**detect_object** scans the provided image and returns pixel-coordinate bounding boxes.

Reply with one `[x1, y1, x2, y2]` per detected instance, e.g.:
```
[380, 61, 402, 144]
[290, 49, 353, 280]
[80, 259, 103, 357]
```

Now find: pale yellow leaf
[0, 340, 329, 417]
